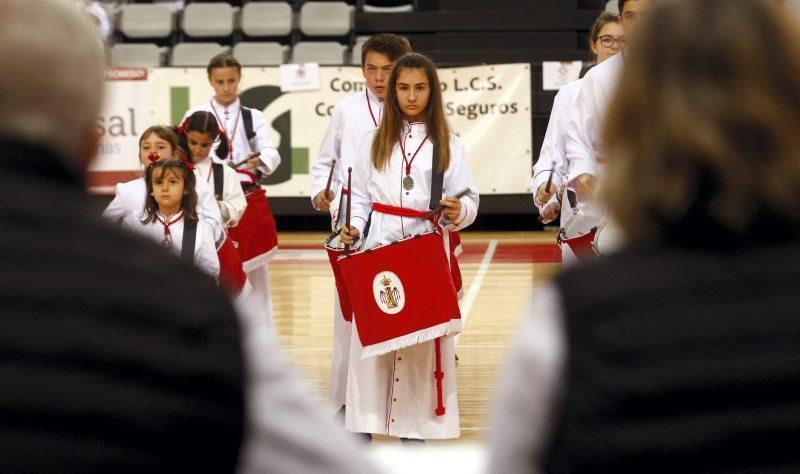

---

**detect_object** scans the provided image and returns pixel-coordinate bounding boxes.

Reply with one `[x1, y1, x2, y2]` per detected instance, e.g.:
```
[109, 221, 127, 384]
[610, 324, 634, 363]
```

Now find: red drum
[228, 186, 278, 270]
[217, 232, 247, 295]
[338, 231, 462, 359]
[558, 205, 606, 260]
[325, 231, 353, 322]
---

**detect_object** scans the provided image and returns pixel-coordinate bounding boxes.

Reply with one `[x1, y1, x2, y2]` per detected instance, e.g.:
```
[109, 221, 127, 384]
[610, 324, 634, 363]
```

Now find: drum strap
[241, 107, 257, 143]
[181, 219, 197, 262]
[212, 163, 224, 201]
[429, 143, 443, 211]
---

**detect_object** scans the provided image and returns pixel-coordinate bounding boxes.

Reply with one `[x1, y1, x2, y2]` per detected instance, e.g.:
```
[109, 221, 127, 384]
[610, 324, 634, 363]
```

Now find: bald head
[0, 0, 104, 170]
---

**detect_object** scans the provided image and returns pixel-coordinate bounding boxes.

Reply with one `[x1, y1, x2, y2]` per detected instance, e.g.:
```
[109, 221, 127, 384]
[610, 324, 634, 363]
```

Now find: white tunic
[193, 156, 248, 227]
[311, 88, 382, 220]
[532, 80, 582, 265]
[346, 122, 479, 439]
[310, 89, 382, 407]
[121, 211, 220, 278]
[185, 98, 281, 177]
[564, 53, 624, 185]
[102, 177, 224, 243]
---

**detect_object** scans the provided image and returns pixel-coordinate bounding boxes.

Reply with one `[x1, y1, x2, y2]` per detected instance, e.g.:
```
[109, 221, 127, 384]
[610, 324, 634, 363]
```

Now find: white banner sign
[542, 61, 583, 91]
[91, 64, 532, 197]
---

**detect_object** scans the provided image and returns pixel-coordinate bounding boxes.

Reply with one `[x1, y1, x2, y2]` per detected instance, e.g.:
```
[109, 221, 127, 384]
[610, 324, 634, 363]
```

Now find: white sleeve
[310, 104, 344, 206]
[196, 179, 224, 243]
[441, 136, 479, 232]
[194, 220, 220, 279]
[102, 183, 127, 223]
[565, 75, 601, 185]
[532, 87, 571, 208]
[487, 284, 567, 474]
[348, 131, 375, 237]
[235, 301, 378, 474]
[219, 165, 248, 226]
[251, 109, 281, 175]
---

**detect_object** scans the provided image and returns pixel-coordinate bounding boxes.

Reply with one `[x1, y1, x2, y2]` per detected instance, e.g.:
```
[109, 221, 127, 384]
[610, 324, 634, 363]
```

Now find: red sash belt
[372, 202, 429, 219]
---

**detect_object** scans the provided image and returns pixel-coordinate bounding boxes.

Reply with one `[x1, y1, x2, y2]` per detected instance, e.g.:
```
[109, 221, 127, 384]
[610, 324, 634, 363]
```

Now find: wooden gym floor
[271, 230, 562, 442]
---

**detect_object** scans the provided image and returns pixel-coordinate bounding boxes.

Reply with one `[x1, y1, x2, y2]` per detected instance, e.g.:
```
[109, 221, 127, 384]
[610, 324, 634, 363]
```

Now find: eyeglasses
[598, 35, 626, 49]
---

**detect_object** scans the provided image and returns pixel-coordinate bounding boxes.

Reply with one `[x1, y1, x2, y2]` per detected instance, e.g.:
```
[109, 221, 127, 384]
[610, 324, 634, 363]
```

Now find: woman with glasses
[532, 11, 622, 264]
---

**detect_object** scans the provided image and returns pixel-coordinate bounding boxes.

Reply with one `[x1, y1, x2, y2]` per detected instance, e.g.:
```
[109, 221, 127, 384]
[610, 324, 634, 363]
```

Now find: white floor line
[456, 239, 498, 346]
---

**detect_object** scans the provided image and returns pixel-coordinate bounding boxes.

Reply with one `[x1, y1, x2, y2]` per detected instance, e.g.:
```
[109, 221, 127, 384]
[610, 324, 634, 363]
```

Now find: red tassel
[434, 338, 446, 416]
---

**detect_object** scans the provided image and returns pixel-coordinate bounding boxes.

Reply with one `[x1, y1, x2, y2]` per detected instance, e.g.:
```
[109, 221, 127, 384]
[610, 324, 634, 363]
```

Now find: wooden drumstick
[324, 159, 336, 199]
[229, 151, 261, 169]
[544, 161, 556, 193]
[426, 188, 471, 219]
[344, 167, 352, 255]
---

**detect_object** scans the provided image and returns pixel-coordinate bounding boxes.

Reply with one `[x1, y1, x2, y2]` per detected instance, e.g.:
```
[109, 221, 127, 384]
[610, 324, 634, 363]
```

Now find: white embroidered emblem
[372, 271, 405, 315]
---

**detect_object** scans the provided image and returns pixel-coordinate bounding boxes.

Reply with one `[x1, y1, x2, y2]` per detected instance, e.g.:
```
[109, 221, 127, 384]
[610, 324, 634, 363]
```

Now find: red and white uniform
[310, 88, 381, 407]
[103, 177, 224, 243]
[121, 211, 220, 278]
[346, 122, 479, 439]
[194, 156, 247, 227]
[185, 98, 280, 330]
[532, 79, 581, 265]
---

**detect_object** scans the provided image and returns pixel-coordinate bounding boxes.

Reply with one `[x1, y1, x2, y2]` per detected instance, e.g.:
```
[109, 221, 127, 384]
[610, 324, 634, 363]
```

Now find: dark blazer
[0, 139, 245, 473]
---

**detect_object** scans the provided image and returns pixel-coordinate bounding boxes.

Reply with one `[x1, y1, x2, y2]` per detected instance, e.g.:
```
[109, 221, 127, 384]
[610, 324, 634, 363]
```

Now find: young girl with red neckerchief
[123, 157, 220, 279]
[340, 53, 479, 442]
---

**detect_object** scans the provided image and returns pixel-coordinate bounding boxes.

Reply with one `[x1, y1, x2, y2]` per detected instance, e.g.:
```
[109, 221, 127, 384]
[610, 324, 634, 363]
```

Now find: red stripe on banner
[86, 170, 141, 196]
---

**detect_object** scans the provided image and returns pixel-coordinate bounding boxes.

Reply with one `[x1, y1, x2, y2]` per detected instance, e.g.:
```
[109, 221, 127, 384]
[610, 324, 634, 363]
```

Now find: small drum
[228, 186, 278, 269]
[593, 218, 625, 256]
[325, 231, 353, 322]
[217, 232, 247, 295]
[558, 205, 606, 260]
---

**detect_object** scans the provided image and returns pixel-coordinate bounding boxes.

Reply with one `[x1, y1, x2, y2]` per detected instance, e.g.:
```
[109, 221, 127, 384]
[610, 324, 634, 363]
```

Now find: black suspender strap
[212, 163, 224, 201]
[181, 219, 197, 262]
[241, 107, 257, 142]
[429, 142, 444, 210]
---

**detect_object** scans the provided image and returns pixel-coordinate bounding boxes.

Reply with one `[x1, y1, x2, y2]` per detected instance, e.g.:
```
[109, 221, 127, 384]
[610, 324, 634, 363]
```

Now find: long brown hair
[602, 0, 800, 244]
[140, 158, 199, 225]
[371, 53, 450, 173]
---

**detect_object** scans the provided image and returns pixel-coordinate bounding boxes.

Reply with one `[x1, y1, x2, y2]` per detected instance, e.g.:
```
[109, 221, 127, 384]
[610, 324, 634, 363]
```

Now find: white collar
[211, 96, 241, 113]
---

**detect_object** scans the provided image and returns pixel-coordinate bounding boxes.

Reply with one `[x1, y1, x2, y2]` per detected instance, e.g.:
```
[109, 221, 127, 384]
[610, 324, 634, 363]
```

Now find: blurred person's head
[589, 12, 623, 63]
[603, 0, 800, 245]
[361, 34, 413, 100]
[0, 0, 104, 172]
[618, 0, 653, 36]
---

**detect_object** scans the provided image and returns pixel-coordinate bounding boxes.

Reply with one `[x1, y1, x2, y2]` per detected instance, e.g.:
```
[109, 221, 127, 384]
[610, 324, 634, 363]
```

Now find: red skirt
[229, 187, 278, 269]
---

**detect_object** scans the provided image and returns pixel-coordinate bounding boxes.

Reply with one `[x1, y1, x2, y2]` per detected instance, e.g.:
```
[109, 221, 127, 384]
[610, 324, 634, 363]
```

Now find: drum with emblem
[228, 185, 278, 270]
[216, 231, 247, 295]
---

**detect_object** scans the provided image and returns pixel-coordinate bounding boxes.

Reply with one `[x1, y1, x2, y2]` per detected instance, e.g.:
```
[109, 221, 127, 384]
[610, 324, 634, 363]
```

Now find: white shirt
[531, 79, 582, 213]
[310, 89, 382, 207]
[487, 285, 566, 473]
[185, 98, 281, 177]
[193, 156, 247, 227]
[121, 211, 220, 278]
[103, 177, 225, 243]
[565, 53, 625, 185]
[349, 123, 479, 242]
